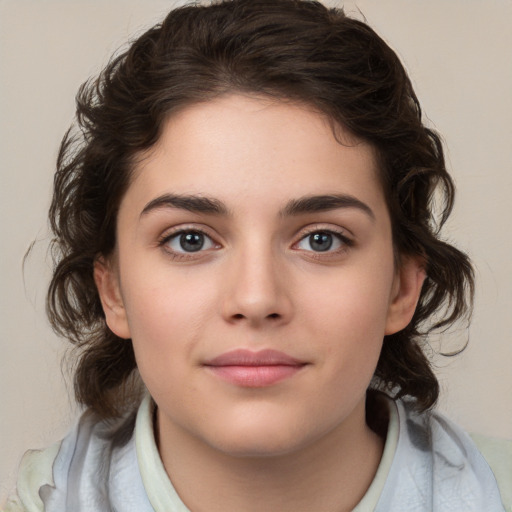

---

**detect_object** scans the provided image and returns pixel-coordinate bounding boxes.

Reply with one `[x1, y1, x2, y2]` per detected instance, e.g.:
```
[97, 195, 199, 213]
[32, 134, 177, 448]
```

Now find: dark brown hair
[47, 0, 473, 418]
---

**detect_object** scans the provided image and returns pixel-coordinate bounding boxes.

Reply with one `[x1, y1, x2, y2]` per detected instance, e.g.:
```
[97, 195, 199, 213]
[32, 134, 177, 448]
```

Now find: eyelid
[158, 224, 222, 258]
[295, 224, 354, 243]
[158, 223, 216, 242]
[291, 224, 354, 255]
[156, 222, 354, 260]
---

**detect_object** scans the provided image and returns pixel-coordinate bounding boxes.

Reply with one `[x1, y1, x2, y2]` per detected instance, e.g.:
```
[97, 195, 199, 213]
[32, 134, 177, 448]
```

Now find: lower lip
[206, 365, 304, 387]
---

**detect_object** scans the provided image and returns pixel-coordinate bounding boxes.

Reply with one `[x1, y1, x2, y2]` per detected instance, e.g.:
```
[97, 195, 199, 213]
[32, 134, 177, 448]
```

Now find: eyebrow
[141, 193, 229, 217]
[281, 194, 375, 220]
[140, 192, 374, 220]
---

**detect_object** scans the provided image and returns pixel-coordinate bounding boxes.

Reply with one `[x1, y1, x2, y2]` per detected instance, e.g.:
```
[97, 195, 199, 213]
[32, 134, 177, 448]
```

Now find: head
[48, 0, 473, 422]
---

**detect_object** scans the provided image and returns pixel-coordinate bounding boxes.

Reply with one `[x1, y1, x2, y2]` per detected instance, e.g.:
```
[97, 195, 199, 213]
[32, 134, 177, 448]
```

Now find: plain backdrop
[1, 0, 511, 504]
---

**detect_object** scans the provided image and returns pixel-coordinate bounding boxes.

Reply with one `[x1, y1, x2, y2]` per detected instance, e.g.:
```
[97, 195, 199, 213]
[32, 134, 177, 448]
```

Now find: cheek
[122, 261, 216, 328]
[299, 261, 395, 381]
[120, 268, 218, 379]
[302, 266, 394, 339]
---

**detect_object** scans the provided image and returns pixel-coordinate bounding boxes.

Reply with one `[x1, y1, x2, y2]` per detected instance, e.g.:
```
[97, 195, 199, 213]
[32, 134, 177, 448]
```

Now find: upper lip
[204, 349, 306, 367]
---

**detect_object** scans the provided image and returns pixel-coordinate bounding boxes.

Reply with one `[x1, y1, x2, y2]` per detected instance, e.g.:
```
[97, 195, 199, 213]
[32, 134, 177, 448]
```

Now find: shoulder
[415, 404, 511, 510]
[376, 399, 507, 511]
[5, 408, 139, 512]
[3, 441, 61, 512]
[470, 432, 512, 512]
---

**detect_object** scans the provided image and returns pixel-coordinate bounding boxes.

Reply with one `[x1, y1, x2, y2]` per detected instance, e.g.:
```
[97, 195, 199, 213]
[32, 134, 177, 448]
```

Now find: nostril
[231, 312, 280, 321]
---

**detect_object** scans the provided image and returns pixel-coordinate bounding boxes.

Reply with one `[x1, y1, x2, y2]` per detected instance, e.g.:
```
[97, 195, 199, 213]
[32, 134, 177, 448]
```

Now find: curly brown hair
[47, 0, 473, 419]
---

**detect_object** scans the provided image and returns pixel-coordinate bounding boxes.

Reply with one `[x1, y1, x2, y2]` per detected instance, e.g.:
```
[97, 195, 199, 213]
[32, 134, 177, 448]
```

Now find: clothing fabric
[4, 394, 509, 512]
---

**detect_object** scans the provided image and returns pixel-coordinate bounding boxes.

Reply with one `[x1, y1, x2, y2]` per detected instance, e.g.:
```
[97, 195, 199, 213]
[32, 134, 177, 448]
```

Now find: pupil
[180, 232, 204, 252]
[310, 232, 332, 252]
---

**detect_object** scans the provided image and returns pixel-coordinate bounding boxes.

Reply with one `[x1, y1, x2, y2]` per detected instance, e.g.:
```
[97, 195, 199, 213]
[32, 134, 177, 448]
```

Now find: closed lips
[204, 349, 307, 367]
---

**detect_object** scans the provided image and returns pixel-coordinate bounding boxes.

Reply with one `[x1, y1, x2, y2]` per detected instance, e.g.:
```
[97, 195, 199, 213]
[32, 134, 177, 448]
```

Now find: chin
[202, 414, 321, 459]
[212, 435, 306, 459]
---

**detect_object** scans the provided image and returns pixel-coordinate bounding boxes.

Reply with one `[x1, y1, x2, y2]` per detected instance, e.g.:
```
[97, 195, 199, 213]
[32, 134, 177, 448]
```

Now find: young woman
[5, 1, 509, 510]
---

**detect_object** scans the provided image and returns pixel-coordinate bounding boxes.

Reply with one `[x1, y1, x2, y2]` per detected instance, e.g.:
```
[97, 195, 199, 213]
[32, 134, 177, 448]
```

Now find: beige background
[1, 0, 511, 504]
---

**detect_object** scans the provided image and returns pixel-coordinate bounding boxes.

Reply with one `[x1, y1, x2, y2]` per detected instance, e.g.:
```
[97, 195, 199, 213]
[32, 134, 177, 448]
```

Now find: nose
[221, 246, 293, 327]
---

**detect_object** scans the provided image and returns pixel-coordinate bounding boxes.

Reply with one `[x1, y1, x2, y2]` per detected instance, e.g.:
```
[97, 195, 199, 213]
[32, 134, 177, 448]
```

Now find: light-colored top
[4, 394, 510, 511]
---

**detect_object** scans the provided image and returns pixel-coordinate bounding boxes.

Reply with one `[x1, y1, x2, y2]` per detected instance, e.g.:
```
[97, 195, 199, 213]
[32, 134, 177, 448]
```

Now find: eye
[163, 230, 217, 253]
[296, 230, 350, 253]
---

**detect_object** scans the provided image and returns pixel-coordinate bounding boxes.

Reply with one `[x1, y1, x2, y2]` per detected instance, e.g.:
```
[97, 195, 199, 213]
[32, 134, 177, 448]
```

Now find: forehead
[126, 94, 385, 217]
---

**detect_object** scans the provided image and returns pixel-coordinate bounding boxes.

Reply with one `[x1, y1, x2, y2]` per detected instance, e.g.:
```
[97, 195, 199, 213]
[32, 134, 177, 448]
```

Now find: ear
[94, 257, 131, 339]
[385, 256, 426, 335]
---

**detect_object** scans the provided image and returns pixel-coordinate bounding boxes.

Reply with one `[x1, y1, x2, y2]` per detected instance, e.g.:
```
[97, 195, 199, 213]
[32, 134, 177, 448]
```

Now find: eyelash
[293, 227, 354, 257]
[158, 225, 354, 261]
[158, 227, 219, 261]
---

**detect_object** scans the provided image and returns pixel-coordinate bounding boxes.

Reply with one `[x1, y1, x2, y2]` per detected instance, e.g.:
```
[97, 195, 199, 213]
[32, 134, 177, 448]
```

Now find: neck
[156, 400, 385, 512]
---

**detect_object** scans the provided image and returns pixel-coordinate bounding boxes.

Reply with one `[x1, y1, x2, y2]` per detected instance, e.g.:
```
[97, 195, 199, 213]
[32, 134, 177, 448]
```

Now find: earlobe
[94, 257, 131, 339]
[385, 256, 426, 335]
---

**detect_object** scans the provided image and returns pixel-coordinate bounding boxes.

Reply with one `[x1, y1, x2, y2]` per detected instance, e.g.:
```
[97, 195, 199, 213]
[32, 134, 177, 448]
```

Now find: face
[96, 94, 423, 458]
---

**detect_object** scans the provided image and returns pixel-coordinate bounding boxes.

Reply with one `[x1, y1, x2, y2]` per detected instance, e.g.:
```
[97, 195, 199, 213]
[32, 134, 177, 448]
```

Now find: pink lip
[204, 349, 307, 387]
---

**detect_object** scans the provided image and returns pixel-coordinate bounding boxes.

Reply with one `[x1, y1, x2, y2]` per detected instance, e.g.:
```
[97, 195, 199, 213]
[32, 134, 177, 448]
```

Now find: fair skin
[95, 94, 424, 512]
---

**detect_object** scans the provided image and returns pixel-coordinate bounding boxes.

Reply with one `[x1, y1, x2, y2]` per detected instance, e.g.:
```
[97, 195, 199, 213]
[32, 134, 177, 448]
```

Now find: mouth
[203, 349, 308, 387]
